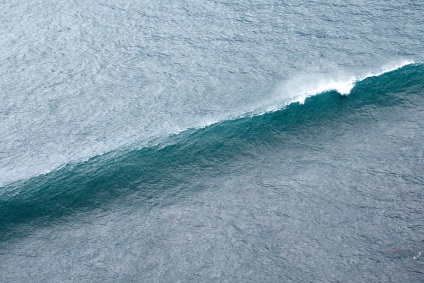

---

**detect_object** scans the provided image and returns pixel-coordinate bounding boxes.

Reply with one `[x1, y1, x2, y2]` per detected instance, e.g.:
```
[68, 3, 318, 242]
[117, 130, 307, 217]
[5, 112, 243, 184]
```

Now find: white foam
[272, 59, 415, 108]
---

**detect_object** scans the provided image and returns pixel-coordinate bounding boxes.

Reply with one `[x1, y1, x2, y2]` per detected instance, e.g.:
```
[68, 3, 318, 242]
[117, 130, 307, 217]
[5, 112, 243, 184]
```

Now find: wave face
[2, 63, 424, 282]
[1, 1, 424, 282]
[1, 1, 423, 187]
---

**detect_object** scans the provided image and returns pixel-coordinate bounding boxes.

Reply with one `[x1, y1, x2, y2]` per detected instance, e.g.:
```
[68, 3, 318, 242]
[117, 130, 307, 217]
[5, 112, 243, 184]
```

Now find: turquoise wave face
[2, 0, 423, 188]
[2, 62, 424, 282]
[1, 63, 423, 237]
[1, 66, 423, 281]
[2, 0, 424, 281]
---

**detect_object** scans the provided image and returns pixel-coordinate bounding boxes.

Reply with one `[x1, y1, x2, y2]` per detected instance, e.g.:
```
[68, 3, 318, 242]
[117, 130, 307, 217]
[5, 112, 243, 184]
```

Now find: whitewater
[1, 0, 423, 282]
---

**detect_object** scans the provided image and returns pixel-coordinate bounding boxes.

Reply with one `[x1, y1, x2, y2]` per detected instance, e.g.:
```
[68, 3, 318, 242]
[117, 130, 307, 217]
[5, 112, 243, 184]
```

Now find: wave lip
[2, 60, 423, 235]
[0, 60, 418, 188]
[273, 60, 416, 107]
[246, 60, 417, 118]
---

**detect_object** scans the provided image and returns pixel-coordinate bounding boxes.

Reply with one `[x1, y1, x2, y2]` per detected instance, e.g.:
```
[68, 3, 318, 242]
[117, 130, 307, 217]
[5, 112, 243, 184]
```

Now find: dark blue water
[1, 1, 423, 282]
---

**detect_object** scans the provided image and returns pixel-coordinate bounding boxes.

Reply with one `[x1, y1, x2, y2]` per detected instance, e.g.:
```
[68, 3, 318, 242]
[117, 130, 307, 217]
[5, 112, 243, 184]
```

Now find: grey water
[1, 0, 423, 282]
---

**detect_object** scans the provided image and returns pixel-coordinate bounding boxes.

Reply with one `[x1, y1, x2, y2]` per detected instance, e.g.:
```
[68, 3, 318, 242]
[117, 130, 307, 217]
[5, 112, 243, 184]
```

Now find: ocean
[1, 1, 423, 282]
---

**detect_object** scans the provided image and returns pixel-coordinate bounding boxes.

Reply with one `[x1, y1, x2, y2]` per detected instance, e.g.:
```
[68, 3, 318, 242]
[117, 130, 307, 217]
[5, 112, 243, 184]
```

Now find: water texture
[1, 0, 423, 282]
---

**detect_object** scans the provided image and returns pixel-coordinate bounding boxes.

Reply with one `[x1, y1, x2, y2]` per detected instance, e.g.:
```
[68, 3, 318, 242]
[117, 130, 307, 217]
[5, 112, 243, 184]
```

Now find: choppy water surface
[1, 1, 423, 282]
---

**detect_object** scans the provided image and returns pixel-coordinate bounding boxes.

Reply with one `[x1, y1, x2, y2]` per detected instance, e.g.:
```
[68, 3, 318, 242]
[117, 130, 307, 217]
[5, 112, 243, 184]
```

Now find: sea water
[1, 1, 423, 282]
